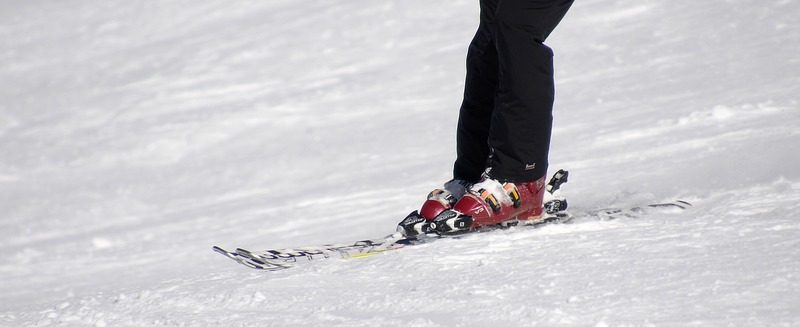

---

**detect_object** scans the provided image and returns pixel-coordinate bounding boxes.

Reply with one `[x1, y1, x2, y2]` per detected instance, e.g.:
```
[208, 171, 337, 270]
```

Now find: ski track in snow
[1, 0, 799, 326]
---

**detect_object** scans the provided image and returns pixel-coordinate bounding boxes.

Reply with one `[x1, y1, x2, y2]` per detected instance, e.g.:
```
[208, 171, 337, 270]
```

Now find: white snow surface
[1, 0, 799, 325]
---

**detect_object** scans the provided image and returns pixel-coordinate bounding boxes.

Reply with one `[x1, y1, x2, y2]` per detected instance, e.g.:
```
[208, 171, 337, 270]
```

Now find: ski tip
[212, 245, 232, 256]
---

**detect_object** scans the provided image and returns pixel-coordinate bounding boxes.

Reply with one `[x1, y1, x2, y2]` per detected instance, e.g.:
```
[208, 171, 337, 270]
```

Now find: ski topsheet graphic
[213, 200, 692, 271]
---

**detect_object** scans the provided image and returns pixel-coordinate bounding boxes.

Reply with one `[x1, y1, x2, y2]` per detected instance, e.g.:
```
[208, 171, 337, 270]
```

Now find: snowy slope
[1, 0, 799, 325]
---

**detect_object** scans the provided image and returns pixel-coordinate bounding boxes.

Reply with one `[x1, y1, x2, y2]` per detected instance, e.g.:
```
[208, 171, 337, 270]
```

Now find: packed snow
[1, 0, 799, 325]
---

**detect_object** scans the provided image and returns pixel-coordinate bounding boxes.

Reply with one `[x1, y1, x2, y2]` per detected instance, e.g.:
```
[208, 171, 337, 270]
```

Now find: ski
[213, 200, 691, 271]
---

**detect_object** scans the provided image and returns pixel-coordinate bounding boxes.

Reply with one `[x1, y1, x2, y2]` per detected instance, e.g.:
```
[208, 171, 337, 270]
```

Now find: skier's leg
[408, 0, 502, 227]
[453, 0, 500, 183]
[486, 0, 573, 182]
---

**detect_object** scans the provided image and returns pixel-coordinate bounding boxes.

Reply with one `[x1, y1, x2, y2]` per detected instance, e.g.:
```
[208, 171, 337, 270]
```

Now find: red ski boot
[399, 170, 568, 236]
[429, 175, 547, 234]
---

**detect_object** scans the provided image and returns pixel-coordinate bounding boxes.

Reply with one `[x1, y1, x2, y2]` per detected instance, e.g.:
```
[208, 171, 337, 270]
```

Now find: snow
[1, 0, 799, 325]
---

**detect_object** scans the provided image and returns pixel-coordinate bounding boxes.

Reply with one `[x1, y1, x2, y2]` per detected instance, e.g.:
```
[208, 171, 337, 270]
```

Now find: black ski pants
[453, 0, 573, 183]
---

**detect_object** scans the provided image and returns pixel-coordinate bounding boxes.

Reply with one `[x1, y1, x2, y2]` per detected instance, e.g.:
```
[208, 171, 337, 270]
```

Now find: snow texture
[1, 0, 799, 326]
